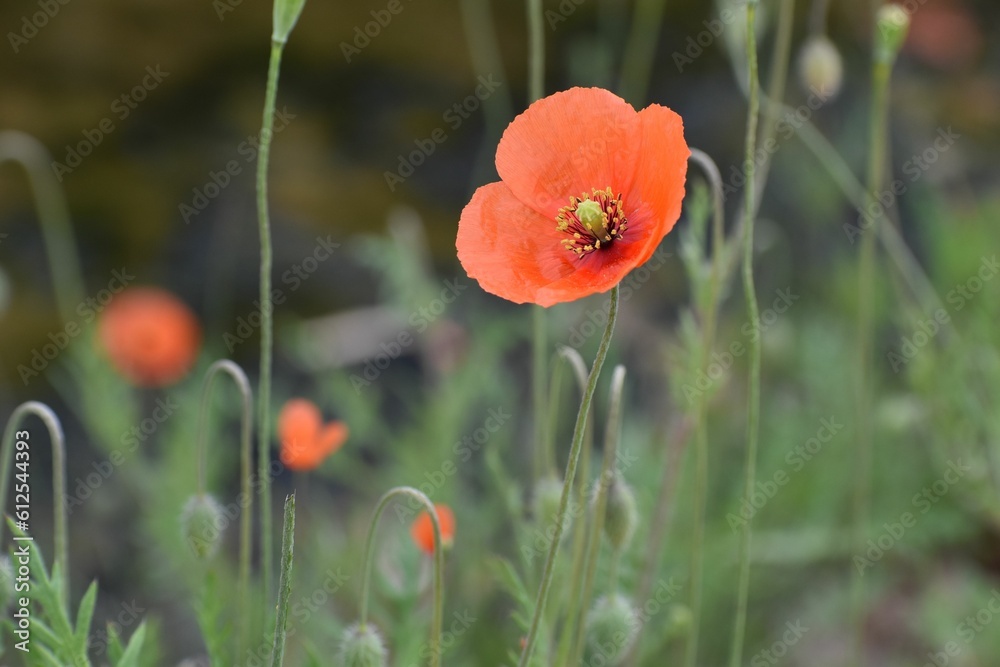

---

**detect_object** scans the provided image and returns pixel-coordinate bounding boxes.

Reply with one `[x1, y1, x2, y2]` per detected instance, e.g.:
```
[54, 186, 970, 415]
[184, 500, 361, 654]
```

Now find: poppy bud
[584, 594, 637, 666]
[875, 4, 910, 64]
[181, 494, 225, 559]
[603, 475, 638, 551]
[533, 474, 567, 533]
[338, 623, 388, 667]
[0, 556, 15, 610]
[798, 35, 843, 99]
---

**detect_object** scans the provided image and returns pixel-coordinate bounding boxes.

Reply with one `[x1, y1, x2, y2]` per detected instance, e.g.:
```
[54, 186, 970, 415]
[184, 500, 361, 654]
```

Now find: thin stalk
[728, 3, 762, 666]
[0, 131, 85, 324]
[195, 360, 254, 657]
[681, 149, 726, 667]
[543, 352, 568, 475]
[0, 401, 69, 604]
[269, 493, 296, 667]
[527, 0, 544, 103]
[533, 308, 548, 485]
[568, 365, 627, 667]
[518, 286, 620, 667]
[851, 47, 892, 667]
[256, 38, 285, 605]
[359, 487, 445, 667]
[553, 347, 593, 667]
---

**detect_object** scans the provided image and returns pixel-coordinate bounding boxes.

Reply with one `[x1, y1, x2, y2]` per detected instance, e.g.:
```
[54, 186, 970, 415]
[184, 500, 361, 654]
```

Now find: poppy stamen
[556, 187, 628, 258]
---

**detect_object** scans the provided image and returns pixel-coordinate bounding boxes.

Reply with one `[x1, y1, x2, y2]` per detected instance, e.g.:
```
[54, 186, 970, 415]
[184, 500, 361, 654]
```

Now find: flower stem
[0, 401, 69, 605]
[568, 365, 627, 667]
[0, 131, 85, 324]
[618, 0, 669, 105]
[269, 493, 296, 667]
[359, 487, 445, 667]
[195, 360, 254, 657]
[681, 149, 726, 667]
[518, 285, 619, 667]
[728, 2, 762, 665]
[851, 42, 893, 667]
[256, 37, 285, 607]
[526, 0, 544, 104]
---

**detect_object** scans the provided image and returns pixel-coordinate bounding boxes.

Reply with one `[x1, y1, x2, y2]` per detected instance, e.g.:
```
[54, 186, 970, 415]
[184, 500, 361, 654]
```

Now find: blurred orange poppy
[410, 503, 455, 554]
[456, 87, 689, 307]
[278, 398, 348, 471]
[98, 287, 201, 387]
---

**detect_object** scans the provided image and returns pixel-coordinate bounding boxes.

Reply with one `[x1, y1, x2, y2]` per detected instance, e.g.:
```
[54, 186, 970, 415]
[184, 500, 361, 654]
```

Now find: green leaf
[114, 622, 147, 667]
[106, 622, 126, 664]
[74, 581, 99, 652]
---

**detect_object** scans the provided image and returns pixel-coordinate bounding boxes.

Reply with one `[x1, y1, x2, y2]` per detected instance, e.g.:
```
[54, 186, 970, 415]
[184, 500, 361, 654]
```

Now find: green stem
[269, 493, 296, 667]
[569, 365, 627, 667]
[195, 360, 254, 657]
[0, 131, 85, 324]
[553, 347, 592, 667]
[256, 38, 285, 607]
[851, 49, 892, 667]
[728, 3, 762, 666]
[533, 307, 548, 484]
[359, 487, 445, 667]
[518, 285, 619, 667]
[681, 149, 726, 667]
[527, 0, 544, 103]
[0, 401, 69, 605]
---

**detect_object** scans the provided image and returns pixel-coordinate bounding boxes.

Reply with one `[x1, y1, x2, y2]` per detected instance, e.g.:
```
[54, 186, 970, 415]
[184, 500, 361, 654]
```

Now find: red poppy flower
[457, 87, 689, 307]
[98, 287, 201, 387]
[410, 503, 455, 554]
[278, 398, 348, 471]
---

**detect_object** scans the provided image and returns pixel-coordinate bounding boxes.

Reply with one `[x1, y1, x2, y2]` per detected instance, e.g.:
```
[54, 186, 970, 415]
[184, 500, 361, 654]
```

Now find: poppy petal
[495, 87, 641, 219]
[317, 422, 349, 456]
[622, 104, 690, 267]
[457, 181, 578, 305]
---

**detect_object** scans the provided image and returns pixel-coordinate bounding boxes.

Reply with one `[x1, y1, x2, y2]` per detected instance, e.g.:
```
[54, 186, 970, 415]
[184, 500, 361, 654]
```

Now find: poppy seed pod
[798, 35, 843, 99]
[0, 556, 15, 610]
[338, 623, 388, 667]
[181, 494, 225, 559]
[584, 594, 637, 666]
[876, 4, 910, 64]
[603, 475, 638, 551]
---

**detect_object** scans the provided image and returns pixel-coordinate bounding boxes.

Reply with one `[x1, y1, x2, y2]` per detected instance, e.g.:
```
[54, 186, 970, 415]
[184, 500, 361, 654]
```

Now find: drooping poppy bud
[181, 493, 225, 559]
[337, 623, 388, 667]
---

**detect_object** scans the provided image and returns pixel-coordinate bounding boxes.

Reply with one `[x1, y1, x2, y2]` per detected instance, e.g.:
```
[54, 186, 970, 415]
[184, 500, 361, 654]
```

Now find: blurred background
[2, 0, 1000, 664]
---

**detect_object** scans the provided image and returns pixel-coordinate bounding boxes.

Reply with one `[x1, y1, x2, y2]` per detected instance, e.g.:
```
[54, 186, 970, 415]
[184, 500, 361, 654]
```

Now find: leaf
[74, 581, 99, 653]
[114, 622, 147, 667]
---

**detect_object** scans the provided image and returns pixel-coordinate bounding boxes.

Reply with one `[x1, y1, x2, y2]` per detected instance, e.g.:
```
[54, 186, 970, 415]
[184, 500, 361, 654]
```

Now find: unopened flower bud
[584, 594, 637, 666]
[798, 35, 843, 99]
[603, 475, 638, 551]
[876, 4, 910, 64]
[181, 494, 225, 559]
[338, 623, 388, 667]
